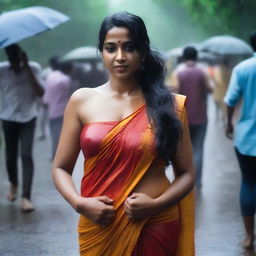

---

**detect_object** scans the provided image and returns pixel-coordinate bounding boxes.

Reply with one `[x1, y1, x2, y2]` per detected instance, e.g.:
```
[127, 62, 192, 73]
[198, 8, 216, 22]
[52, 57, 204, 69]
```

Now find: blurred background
[1, 1, 256, 256]
[1, 0, 255, 64]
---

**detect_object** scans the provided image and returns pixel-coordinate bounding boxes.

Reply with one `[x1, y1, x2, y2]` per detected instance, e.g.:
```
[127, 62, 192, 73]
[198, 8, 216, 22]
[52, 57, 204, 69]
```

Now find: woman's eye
[105, 46, 115, 53]
[125, 45, 135, 52]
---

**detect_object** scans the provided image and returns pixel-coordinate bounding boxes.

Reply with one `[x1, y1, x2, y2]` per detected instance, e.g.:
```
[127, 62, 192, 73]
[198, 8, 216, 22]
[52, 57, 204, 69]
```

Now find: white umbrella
[0, 6, 69, 48]
[62, 46, 100, 61]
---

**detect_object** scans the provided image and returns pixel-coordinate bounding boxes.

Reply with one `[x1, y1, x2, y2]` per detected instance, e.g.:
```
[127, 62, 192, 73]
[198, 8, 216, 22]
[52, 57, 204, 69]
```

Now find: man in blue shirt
[224, 32, 256, 250]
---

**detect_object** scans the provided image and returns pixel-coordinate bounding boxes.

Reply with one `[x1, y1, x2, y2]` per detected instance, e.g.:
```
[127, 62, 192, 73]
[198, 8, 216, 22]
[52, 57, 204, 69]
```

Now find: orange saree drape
[78, 94, 194, 256]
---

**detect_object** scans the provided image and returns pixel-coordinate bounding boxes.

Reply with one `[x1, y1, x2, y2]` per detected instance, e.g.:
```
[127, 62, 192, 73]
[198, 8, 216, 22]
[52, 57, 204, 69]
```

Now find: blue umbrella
[0, 6, 70, 49]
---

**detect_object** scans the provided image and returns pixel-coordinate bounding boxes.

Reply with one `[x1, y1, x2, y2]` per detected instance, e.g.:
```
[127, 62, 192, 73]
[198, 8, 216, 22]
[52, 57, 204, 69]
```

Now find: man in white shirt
[0, 44, 44, 212]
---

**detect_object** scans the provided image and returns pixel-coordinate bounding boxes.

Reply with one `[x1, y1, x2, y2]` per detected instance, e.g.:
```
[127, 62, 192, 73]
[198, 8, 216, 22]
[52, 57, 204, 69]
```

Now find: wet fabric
[131, 210, 180, 256]
[78, 95, 194, 256]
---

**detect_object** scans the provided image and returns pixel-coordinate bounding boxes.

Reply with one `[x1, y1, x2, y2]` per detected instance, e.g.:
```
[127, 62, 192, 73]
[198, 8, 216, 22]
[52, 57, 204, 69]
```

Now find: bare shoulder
[68, 85, 108, 124]
[69, 86, 105, 104]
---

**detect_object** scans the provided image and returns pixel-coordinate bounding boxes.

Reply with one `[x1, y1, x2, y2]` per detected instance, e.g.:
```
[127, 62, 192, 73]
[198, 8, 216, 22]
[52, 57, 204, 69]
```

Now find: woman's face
[102, 26, 142, 80]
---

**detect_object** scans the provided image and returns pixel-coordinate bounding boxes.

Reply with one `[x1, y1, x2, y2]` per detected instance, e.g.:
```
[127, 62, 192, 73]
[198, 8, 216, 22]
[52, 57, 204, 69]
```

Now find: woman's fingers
[99, 195, 114, 205]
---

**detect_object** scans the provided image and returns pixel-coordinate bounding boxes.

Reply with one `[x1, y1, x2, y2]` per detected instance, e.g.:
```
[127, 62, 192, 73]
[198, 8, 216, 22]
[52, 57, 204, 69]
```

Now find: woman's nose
[116, 48, 125, 61]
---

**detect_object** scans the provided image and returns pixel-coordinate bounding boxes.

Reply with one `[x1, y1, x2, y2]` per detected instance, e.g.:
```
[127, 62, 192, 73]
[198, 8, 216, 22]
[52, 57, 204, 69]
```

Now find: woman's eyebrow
[104, 40, 133, 45]
[123, 41, 134, 45]
[103, 42, 115, 46]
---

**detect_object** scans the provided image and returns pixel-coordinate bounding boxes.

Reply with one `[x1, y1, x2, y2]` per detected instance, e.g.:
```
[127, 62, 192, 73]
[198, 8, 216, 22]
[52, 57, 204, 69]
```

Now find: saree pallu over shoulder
[174, 94, 195, 256]
[78, 94, 195, 256]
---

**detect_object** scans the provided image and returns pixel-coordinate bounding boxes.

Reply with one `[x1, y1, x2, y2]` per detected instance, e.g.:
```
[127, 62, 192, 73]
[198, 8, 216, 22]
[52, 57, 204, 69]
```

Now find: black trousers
[2, 118, 36, 199]
[235, 148, 256, 216]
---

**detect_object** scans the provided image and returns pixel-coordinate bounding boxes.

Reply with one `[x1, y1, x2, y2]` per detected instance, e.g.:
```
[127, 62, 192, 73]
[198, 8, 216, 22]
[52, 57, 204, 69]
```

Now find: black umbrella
[200, 35, 253, 56]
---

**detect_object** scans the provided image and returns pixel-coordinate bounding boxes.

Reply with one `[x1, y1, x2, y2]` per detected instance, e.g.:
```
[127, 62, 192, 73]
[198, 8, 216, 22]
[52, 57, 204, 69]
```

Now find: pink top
[43, 70, 71, 119]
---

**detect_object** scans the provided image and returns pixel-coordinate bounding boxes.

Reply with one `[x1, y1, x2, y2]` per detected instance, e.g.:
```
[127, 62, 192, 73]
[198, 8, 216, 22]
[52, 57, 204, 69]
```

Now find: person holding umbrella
[224, 32, 256, 250]
[0, 5, 69, 212]
[0, 44, 44, 212]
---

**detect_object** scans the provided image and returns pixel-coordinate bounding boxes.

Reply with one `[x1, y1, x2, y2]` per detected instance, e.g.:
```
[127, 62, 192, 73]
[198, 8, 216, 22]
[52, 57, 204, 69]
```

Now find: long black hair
[98, 12, 181, 165]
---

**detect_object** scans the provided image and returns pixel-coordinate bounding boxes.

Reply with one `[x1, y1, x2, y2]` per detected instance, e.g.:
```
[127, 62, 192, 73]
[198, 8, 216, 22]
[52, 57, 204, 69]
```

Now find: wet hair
[98, 12, 181, 165]
[249, 32, 256, 51]
[182, 46, 198, 61]
[5, 44, 22, 61]
[5, 44, 24, 72]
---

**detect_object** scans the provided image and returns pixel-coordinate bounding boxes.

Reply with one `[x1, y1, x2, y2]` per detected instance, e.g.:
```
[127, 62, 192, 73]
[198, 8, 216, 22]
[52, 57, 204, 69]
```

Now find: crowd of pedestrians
[0, 12, 255, 256]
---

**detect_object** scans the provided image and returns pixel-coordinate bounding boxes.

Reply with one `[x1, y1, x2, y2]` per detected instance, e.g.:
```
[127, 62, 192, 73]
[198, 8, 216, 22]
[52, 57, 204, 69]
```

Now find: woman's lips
[114, 65, 128, 72]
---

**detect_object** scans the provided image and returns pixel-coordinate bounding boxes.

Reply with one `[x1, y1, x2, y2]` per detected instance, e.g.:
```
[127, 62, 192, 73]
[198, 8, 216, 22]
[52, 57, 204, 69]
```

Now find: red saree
[78, 94, 194, 255]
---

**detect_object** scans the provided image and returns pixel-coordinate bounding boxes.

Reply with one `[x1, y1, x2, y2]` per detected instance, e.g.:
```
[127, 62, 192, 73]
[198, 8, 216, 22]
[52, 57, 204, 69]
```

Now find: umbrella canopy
[166, 45, 216, 64]
[62, 46, 100, 61]
[166, 47, 183, 58]
[200, 35, 253, 56]
[0, 6, 69, 48]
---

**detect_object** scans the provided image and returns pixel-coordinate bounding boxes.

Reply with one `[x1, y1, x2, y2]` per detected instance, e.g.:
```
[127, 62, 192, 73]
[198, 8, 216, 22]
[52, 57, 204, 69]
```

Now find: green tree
[108, 0, 207, 51]
[158, 0, 256, 40]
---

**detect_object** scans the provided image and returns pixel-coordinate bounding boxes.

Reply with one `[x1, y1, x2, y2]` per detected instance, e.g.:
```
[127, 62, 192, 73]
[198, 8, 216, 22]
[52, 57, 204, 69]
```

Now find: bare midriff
[133, 162, 171, 199]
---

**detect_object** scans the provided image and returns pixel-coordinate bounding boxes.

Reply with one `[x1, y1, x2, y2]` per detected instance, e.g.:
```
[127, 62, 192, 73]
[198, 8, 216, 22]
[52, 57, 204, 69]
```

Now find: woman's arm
[52, 92, 83, 209]
[154, 110, 195, 209]
[52, 90, 116, 226]
[124, 109, 195, 220]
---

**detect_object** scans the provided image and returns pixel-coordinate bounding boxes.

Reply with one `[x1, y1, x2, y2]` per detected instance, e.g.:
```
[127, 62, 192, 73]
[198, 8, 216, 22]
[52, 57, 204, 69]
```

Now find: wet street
[0, 97, 255, 256]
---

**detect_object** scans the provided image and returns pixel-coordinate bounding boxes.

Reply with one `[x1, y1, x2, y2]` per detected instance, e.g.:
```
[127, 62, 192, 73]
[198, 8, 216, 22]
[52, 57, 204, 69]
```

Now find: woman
[52, 12, 195, 256]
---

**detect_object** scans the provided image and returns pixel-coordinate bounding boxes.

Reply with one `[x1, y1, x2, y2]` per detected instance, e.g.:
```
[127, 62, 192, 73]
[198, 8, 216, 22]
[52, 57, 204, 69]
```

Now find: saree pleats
[78, 95, 195, 256]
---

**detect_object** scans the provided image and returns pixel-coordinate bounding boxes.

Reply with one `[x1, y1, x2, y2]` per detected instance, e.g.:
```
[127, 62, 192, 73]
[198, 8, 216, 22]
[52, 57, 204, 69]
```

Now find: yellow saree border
[175, 94, 195, 256]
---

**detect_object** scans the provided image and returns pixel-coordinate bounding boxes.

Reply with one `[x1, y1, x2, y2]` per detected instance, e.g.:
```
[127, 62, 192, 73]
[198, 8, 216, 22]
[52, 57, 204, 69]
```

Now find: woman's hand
[76, 196, 116, 227]
[124, 192, 160, 221]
